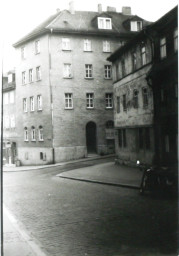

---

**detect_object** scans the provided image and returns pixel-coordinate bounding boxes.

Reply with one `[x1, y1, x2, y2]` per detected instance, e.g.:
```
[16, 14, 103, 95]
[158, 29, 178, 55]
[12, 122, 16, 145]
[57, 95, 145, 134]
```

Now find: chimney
[98, 4, 102, 13]
[122, 7, 131, 15]
[107, 6, 116, 12]
[69, 1, 75, 14]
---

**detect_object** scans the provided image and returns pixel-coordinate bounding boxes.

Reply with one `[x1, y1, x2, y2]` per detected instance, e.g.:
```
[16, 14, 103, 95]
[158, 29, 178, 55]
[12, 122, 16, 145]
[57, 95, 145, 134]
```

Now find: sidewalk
[3, 154, 115, 172]
[58, 161, 143, 189]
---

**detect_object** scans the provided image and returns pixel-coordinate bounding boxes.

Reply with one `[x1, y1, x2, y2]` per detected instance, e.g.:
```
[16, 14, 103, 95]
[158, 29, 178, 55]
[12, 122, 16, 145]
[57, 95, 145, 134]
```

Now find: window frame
[142, 87, 149, 107]
[23, 98, 27, 112]
[38, 126, 44, 141]
[133, 90, 139, 109]
[37, 95, 42, 110]
[24, 127, 28, 141]
[160, 37, 167, 59]
[36, 66, 41, 81]
[65, 93, 73, 109]
[21, 46, 26, 59]
[62, 38, 71, 51]
[98, 17, 112, 29]
[116, 96, 120, 113]
[86, 93, 94, 109]
[123, 94, 127, 111]
[103, 41, 111, 52]
[174, 28, 178, 52]
[29, 69, 33, 83]
[30, 96, 35, 112]
[104, 65, 112, 79]
[141, 45, 147, 65]
[22, 71, 26, 85]
[84, 39, 92, 52]
[105, 93, 113, 109]
[31, 126, 36, 141]
[132, 51, 137, 71]
[63, 63, 72, 78]
[85, 64, 93, 78]
[35, 40, 40, 54]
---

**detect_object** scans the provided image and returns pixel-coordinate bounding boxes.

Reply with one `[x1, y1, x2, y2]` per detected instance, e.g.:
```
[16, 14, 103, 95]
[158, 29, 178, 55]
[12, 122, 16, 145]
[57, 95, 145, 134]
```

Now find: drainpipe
[48, 29, 55, 164]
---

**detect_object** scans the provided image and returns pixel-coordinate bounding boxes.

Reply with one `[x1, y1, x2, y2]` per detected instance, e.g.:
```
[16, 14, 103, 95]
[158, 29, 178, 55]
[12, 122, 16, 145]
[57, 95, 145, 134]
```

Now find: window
[104, 65, 112, 79]
[4, 93, 8, 105]
[21, 46, 26, 59]
[40, 152, 46, 160]
[141, 45, 146, 65]
[106, 120, 114, 129]
[133, 90, 139, 108]
[121, 59, 125, 77]
[123, 94, 127, 111]
[30, 97, 34, 111]
[103, 41, 110, 52]
[105, 93, 113, 109]
[9, 91, 14, 104]
[98, 17, 112, 29]
[29, 69, 33, 83]
[174, 28, 178, 52]
[39, 126, 44, 141]
[115, 63, 119, 80]
[132, 52, 137, 71]
[118, 129, 127, 148]
[4, 116, 9, 128]
[138, 128, 151, 150]
[36, 66, 41, 81]
[8, 74, 13, 83]
[65, 93, 73, 109]
[10, 115, 15, 128]
[160, 37, 166, 59]
[24, 127, 28, 141]
[63, 64, 72, 78]
[84, 39, 92, 51]
[116, 96, 120, 113]
[37, 95, 42, 110]
[86, 93, 94, 108]
[130, 21, 142, 31]
[142, 87, 148, 107]
[62, 38, 71, 50]
[35, 40, 40, 54]
[31, 126, 36, 141]
[85, 64, 93, 78]
[22, 71, 26, 85]
[23, 98, 27, 112]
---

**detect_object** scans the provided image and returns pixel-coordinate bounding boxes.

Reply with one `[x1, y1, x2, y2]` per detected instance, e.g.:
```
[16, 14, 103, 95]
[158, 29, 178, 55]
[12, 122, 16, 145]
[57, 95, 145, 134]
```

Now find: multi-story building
[108, 5, 178, 167]
[108, 29, 154, 166]
[146, 6, 178, 167]
[13, 2, 151, 165]
[3, 70, 17, 165]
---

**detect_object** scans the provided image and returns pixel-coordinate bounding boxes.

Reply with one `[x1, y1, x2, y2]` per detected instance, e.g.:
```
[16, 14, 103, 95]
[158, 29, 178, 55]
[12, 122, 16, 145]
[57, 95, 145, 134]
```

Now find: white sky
[1, 0, 178, 73]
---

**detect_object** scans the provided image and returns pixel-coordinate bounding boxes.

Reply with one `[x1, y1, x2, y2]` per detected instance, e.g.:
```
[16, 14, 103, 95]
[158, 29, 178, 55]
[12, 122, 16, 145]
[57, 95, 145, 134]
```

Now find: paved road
[3, 159, 178, 256]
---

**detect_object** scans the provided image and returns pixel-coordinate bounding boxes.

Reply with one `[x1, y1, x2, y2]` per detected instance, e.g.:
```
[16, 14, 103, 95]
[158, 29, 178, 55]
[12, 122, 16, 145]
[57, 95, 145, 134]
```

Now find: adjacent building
[108, 6, 178, 167]
[13, 2, 151, 165]
[3, 70, 17, 165]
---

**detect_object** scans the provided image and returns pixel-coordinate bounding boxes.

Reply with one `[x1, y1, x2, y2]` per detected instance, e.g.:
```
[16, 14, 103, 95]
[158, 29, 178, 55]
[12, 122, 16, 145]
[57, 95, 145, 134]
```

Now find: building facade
[108, 5, 178, 167]
[108, 33, 154, 166]
[3, 70, 17, 165]
[13, 3, 150, 165]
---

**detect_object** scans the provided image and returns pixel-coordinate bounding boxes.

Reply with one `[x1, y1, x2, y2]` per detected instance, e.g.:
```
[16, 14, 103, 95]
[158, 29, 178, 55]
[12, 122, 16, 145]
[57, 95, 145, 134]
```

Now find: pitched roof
[13, 9, 151, 47]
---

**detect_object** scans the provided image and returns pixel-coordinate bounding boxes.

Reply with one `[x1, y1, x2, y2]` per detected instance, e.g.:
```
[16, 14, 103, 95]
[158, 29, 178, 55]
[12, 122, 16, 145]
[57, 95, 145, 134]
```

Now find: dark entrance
[86, 122, 97, 153]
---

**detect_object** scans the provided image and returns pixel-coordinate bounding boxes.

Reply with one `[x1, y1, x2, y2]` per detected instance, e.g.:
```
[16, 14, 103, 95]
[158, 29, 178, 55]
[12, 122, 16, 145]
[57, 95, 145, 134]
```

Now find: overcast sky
[1, 0, 178, 73]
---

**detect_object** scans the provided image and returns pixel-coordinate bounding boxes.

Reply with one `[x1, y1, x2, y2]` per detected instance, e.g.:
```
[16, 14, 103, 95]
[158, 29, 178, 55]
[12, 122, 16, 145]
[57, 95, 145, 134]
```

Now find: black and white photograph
[1, 0, 178, 255]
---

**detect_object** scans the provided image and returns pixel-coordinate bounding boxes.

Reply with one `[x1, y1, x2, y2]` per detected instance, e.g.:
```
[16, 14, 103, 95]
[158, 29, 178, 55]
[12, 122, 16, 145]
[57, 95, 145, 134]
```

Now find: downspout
[48, 29, 55, 164]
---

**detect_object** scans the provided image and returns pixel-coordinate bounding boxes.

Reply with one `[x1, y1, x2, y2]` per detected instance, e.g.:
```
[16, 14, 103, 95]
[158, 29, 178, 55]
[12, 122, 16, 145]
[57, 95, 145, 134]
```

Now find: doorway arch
[86, 121, 97, 153]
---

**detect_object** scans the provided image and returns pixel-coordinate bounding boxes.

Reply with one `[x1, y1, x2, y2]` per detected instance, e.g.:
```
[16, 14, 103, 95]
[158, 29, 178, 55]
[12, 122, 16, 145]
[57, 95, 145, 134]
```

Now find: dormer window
[130, 21, 142, 31]
[98, 17, 112, 29]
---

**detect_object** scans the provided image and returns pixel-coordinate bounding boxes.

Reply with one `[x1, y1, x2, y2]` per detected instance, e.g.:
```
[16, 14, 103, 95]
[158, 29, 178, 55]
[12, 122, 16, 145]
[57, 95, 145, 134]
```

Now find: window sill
[36, 79, 42, 82]
[62, 49, 71, 51]
[24, 111, 28, 113]
[103, 51, 111, 53]
[31, 140, 36, 142]
[106, 107, 113, 110]
[24, 140, 29, 142]
[30, 111, 35, 113]
[35, 52, 40, 55]
[104, 78, 112, 80]
[39, 140, 44, 142]
[84, 50, 93, 52]
[86, 107, 94, 109]
[65, 108, 74, 110]
[37, 109, 43, 112]
[85, 77, 94, 80]
[63, 76, 73, 79]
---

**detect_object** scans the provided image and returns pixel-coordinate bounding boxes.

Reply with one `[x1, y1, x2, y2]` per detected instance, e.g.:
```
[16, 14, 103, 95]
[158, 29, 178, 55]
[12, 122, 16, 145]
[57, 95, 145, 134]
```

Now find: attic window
[130, 21, 142, 31]
[98, 17, 112, 29]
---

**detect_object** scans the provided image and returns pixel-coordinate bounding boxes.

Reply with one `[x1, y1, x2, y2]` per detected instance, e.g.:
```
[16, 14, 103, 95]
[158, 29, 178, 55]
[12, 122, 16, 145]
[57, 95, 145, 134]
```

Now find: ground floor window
[118, 129, 127, 148]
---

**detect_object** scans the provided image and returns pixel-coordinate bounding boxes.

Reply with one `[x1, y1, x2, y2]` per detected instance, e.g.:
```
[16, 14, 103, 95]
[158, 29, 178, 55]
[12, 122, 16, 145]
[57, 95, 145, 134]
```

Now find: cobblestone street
[3, 159, 178, 256]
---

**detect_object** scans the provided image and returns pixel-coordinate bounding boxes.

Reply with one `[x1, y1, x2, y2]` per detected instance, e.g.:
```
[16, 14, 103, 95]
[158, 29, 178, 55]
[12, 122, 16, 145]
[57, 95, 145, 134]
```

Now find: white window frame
[30, 96, 34, 112]
[62, 38, 71, 50]
[31, 127, 36, 141]
[98, 17, 112, 29]
[160, 37, 167, 59]
[10, 115, 15, 128]
[8, 74, 13, 83]
[39, 126, 44, 141]
[105, 93, 113, 109]
[35, 40, 40, 54]
[63, 64, 72, 78]
[36, 66, 41, 81]
[84, 39, 92, 51]
[29, 69, 33, 83]
[85, 64, 93, 78]
[23, 98, 27, 112]
[24, 128, 28, 141]
[174, 28, 178, 52]
[103, 41, 110, 52]
[130, 21, 142, 31]
[37, 95, 42, 110]
[142, 87, 148, 107]
[65, 93, 73, 109]
[141, 46, 147, 65]
[22, 71, 26, 85]
[86, 93, 94, 109]
[104, 65, 112, 79]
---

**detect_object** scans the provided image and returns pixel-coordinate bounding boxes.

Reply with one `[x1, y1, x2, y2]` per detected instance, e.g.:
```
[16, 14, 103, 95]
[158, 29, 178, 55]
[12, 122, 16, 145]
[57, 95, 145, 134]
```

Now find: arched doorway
[86, 122, 97, 153]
